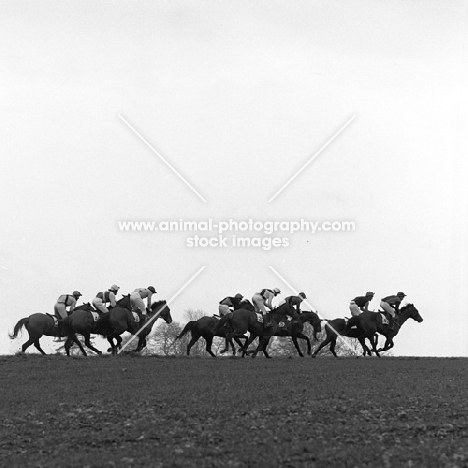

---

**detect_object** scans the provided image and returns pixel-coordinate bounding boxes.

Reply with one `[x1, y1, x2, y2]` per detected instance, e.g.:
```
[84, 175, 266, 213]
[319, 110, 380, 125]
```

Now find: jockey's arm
[68, 297, 77, 314]
[265, 295, 274, 310]
[147, 292, 152, 309]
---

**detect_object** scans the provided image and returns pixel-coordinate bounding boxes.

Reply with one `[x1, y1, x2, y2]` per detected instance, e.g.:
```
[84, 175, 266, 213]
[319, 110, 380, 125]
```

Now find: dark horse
[175, 316, 247, 358]
[9, 303, 95, 355]
[219, 301, 299, 358]
[345, 304, 423, 357]
[252, 310, 322, 357]
[312, 318, 373, 358]
[98, 299, 173, 355]
[63, 295, 131, 356]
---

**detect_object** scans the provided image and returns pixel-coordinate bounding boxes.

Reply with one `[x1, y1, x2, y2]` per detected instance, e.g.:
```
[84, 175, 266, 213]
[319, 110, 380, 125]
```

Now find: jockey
[130, 286, 156, 322]
[218, 293, 244, 316]
[252, 288, 281, 328]
[54, 291, 82, 319]
[278, 292, 307, 315]
[380, 292, 406, 330]
[349, 292, 374, 317]
[92, 284, 120, 314]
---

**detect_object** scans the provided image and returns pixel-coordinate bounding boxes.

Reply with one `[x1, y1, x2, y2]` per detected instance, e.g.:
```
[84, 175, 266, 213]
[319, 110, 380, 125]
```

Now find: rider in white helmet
[92, 285, 120, 314]
[130, 286, 156, 323]
[252, 288, 281, 328]
[54, 290, 82, 336]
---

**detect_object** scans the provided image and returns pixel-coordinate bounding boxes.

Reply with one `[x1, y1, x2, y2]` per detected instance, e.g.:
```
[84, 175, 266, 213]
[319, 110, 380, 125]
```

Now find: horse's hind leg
[21, 338, 35, 353]
[33, 339, 47, 355]
[312, 335, 332, 357]
[186, 334, 200, 356]
[83, 333, 102, 355]
[205, 336, 217, 358]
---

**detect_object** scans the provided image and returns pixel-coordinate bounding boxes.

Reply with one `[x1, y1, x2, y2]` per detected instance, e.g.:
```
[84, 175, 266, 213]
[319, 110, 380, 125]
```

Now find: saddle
[378, 310, 390, 325]
[47, 314, 59, 327]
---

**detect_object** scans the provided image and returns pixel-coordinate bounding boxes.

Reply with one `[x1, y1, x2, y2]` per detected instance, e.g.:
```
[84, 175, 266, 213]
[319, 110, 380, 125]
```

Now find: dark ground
[1, 354, 468, 468]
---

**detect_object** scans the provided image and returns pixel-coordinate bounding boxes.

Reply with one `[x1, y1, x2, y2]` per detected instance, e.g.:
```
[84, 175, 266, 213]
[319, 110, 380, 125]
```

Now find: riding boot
[56, 319, 65, 340]
[264, 313, 273, 329]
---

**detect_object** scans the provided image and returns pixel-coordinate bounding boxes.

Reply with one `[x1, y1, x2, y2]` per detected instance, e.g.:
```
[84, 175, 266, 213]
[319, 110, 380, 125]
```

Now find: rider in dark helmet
[380, 292, 406, 331]
[278, 292, 307, 315]
[349, 292, 374, 317]
[218, 293, 244, 316]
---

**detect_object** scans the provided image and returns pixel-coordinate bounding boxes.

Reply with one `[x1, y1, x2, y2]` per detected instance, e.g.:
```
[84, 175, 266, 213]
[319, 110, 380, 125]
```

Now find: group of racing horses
[9, 294, 423, 358]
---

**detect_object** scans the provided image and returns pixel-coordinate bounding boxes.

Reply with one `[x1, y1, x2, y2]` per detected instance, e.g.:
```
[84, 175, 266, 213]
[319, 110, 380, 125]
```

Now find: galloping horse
[63, 295, 131, 356]
[219, 301, 299, 358]
[175, 316, 247, 357]
[9, 303, 95, 355]
[253, 310, 322, 357]
[99, 299, 173, 355]
[345, 304, 423, 357]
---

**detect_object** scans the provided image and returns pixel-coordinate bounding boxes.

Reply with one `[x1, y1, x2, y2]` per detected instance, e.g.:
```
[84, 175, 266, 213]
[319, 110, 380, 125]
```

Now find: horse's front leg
[378, 336, 394, 352]
[71, 334, 87, 356]
[239, 333, 257, 358]
[292, 335, 305, 357]
[107, 336, 118, 355]
[358, 336, 372, 357]
[261, 337, 272, 358]
[368, 334, 380, 358]
[252, 336, 270, 359]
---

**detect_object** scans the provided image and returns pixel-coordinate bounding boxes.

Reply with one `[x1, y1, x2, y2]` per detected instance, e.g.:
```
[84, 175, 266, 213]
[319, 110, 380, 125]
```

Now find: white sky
[1, 1, 467, 356]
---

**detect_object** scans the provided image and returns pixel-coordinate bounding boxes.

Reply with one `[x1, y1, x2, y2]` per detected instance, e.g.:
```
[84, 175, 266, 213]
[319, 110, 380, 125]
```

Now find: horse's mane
[152, 300, 167, 307]
[400, 303, 413, 311]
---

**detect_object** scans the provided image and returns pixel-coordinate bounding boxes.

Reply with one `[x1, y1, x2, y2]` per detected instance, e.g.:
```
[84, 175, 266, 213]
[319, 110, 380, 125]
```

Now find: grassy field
[1, 354, 468, 467]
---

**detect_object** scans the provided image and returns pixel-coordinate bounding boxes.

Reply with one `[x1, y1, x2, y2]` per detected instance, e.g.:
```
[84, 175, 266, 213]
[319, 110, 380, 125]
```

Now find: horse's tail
[9, 317, 29, 339]
[175, 321, 197, 340]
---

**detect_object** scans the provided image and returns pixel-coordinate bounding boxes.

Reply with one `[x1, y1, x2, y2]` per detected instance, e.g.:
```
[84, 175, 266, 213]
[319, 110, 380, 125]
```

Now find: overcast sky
[1, 1, 467, 356]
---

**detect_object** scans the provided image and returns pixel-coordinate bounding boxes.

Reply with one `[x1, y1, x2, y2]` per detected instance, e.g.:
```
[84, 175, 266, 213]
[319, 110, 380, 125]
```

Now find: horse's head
[240, 299, 255, 312]
[76, 302, 95, 312]
[278, 300, 299, 321]
[151, 300, 173, 324]
[402, 304, 423, 323]
[301, 310, 322, 340]
[116, 294, 131, 309]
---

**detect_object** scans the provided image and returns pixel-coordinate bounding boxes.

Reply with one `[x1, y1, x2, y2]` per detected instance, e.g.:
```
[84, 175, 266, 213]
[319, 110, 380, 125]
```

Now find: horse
[345, 304, 423, 357]
[311, 318, 373, 358]
[175, 316, 247, 357]
[63, 295, 131, 356]
[251, 310, 323, 357]
[98, 299, 172, 355]
[219, 301, 299, 358]
[9, 303, 95, 355]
